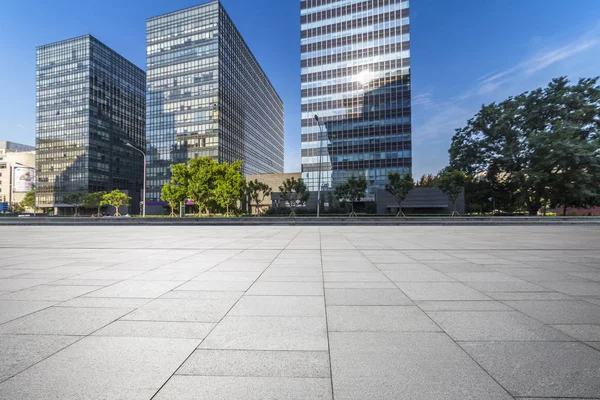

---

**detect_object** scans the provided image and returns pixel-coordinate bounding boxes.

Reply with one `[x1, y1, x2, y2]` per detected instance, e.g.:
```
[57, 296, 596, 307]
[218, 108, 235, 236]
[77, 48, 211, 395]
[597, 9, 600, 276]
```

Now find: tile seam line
[322, 225, 336, 400]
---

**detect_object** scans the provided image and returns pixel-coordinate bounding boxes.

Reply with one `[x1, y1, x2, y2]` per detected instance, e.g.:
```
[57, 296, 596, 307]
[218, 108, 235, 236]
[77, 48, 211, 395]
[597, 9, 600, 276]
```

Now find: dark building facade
[301, 0, 411, 198]
[36, 35, 145, 213]
[146, 0, 284, 203]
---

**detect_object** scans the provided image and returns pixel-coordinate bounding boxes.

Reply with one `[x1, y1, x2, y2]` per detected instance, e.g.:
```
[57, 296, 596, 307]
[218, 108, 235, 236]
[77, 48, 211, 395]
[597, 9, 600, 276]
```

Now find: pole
[142, 156, 146, 218]
[9, 166, 13, 211]
[314, 115, 324, 218]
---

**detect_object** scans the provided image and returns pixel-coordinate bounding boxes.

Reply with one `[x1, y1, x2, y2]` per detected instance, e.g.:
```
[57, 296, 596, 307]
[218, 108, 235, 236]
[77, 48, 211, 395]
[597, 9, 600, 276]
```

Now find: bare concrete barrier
[0, 216, 599, 226]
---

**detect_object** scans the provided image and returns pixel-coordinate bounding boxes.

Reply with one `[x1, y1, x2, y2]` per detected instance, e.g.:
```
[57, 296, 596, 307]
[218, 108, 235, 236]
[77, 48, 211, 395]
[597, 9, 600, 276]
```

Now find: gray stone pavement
[0, 225, 598, 399]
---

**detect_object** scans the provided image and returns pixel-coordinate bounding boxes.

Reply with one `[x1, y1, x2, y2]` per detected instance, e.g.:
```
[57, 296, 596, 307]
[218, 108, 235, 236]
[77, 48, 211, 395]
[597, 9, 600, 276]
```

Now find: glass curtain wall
[146, 0, 283, 202]
[300, 0, 412, 198]
[36, 35, 145, 211]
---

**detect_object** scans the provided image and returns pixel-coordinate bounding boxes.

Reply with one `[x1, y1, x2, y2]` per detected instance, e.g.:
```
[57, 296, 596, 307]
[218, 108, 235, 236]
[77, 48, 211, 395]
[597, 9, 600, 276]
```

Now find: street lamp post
[126, 143, 146, 217]
[314, 115, 324, 218]
[14, 162, 36, 216]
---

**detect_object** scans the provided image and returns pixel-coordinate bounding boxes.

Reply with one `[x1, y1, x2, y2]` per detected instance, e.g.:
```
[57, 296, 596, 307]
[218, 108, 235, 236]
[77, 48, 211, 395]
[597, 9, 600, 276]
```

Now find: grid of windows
[300, 0, 412, 198]
[36, 35, 146, 210]
[146, 0, 284, 202]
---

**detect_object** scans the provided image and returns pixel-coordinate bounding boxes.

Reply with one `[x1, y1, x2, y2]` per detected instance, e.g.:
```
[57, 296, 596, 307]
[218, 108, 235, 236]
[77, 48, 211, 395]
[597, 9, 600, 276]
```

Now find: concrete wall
[376, 188, 465, 215]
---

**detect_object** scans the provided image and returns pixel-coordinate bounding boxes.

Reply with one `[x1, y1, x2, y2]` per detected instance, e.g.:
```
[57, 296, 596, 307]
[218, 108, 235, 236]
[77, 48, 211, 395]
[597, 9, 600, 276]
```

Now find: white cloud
[16, 124, 24, 129]
[473, 27, 600, 99]
[412, 22, 600, 178]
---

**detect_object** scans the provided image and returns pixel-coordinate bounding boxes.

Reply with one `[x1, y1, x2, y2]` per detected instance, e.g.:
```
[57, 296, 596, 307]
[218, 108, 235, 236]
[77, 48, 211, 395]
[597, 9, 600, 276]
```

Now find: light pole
[14, 162, 36, 216]
[314, 115, 324, 218]
[126, 143, 146, 217]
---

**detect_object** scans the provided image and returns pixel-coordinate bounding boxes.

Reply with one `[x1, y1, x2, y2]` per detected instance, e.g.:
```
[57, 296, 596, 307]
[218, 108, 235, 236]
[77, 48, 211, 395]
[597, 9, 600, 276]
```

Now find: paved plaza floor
[0, 225, 599, 399]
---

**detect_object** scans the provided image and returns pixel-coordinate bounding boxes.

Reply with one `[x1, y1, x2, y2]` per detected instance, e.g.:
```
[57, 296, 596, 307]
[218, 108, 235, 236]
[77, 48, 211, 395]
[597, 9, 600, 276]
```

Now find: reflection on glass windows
[35, 35, 146, 211]
[146, 0, 284, 202]
[300, 0, 412, 198]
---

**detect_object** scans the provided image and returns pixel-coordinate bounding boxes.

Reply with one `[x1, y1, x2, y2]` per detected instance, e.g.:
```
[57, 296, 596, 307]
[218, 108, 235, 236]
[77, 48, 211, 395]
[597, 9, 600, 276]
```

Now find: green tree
[100, 189, 131, 216]
[186, 157, 220, 216]
[20, 190, 36, 212]
[246, 179, 272, 216]
[437, 170, 466, 216]
[450, 77, 600, 215]
[213, 161, 245, 216]
[160, 184, 187, 217]
[335, 175, 367, 217]
[385, 172, 414, 217]
[63, 193, 84, 216]
[279, 177, 309, 217]
[83, 191, 106, 215]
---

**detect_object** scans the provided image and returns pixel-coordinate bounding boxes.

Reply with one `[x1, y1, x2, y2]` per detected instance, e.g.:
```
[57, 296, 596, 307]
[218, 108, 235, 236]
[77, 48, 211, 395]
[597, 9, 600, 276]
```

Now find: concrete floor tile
[383, 269, 455, 282]
[416, 300, 513, 311]
[461, 341, 600, 398]
[93, 320, 215, 339]
[0, 279, 55, 292]
[551, 324, 600, 341]
[55, 297, 152, 308]
[177, 349, 330, 378]
[200, 316, 328, 351]
[154, 376, 332, 400]
[84, 280, 183, 298]
[192, 271, 262, 281]
[329, 332, 513, 400]
[229, 295, 324, 317]
[0, 336, 199, 400]
[0, 284, 103, 301]
[0, 335, 80, 382]
[0, 306, 132, 335]
[504, 300, 600, 324]
[324, 281, 397, 289]
[124, 296, 238, 322]
[397, 282, 491, 301]
[328, 306, 440, 332]
[428, 311, 572, 341]
[176, 280, 253, 291]
[325, 288, 412, 305]
[247, 281, 323, 296]
[0, 300, 56, 324]
[323, 272, 389, 282]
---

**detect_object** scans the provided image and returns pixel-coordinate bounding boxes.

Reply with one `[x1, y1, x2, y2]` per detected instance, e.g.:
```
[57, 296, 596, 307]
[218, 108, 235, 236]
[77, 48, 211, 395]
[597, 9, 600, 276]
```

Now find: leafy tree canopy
[449, 77, 600, 215]
[100, 189, 131, 216]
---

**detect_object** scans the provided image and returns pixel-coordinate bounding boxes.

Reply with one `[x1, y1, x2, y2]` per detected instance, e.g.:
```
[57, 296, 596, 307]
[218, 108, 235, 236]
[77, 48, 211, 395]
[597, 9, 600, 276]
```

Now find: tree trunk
[563, 206, 567, 216]
[528, 192, 542, 216]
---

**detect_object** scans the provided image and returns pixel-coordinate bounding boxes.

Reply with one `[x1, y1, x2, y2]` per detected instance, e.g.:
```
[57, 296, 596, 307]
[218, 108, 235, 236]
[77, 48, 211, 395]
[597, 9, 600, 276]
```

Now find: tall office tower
[301, 0, 411, 198]
[36, 35, 146, 214]
[146, 0, 284, 203]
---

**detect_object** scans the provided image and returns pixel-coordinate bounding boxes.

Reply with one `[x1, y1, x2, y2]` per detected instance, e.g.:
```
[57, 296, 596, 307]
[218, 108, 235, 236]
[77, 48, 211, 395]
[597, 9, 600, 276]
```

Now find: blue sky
[1, 0, 599, 177]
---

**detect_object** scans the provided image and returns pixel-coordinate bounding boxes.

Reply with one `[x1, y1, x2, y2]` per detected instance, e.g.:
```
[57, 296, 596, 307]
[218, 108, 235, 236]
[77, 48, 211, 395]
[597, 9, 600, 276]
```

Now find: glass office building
[146, 0, 284, 202]
[36, 35, 146, 213]
[301, 0, 411, 198]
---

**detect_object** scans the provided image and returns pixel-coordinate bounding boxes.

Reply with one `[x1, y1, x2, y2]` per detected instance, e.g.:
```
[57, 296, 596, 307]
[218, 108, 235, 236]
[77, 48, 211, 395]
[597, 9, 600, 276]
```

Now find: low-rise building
[246, 172, 301, 213]
[0, 142, 36, 210]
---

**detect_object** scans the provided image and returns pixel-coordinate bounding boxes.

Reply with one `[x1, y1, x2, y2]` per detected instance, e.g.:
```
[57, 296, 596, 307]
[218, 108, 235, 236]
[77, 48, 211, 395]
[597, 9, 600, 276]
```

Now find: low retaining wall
[0, 216, 599, 226]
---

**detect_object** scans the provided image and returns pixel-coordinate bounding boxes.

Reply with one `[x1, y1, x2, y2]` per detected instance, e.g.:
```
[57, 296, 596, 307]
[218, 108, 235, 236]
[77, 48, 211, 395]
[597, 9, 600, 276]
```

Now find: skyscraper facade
[36, 35, 146, 213]
[300, 0, 411, 198]
[146, 0, 284, 203]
